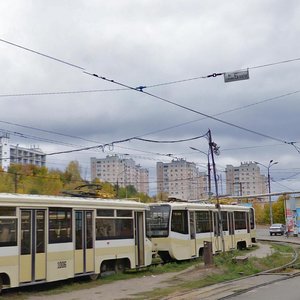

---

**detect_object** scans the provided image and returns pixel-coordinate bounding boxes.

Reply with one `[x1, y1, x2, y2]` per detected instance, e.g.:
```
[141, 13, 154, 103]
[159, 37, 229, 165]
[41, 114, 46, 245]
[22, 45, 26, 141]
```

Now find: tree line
[0, 161, 286, 224]
[0, 161, 153, 202]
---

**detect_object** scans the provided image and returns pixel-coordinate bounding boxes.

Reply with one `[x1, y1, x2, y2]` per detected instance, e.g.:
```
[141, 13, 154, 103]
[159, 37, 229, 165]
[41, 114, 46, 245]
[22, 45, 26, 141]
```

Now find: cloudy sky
[1, 0, 300, 195]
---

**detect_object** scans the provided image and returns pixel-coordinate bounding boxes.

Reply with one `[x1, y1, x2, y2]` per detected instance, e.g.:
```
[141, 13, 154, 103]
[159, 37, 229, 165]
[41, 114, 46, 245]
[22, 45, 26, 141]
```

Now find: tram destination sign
[224, 69, 249, 83]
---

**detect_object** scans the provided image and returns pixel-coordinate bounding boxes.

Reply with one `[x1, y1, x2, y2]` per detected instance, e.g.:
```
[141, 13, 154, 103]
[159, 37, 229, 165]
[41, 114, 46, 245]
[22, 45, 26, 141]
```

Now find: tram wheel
[89, 273, 99, 281]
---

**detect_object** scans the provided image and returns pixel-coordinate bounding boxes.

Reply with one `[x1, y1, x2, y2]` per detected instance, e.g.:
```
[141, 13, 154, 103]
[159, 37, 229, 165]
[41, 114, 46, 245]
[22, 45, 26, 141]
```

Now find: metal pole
[14, 172, 18, 193]
[190, 146, 211, 200]
[208, 130, 225, 252]
[254, 160, 277, 225]
[207, 157, 211, 200]
[268, 167, 273, 225]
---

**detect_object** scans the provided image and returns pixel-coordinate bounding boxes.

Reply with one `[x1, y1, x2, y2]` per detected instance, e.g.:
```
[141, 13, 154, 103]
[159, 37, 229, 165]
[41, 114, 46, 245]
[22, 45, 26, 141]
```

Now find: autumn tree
[0, 168, 14, 193]
[62, 161, 86, 191]
[252, 202, 265, 224]
[272, 195, 286, 224]
[154, 192, 169, 202]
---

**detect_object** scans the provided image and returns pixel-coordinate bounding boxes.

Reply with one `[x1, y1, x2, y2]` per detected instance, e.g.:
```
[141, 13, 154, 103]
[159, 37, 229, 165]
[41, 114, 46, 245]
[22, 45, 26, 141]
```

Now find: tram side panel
[94, 208, 151, 274]
[232, 210, 252, 249]
[46, 208, 74, 282]
[0, 207, 21, 288]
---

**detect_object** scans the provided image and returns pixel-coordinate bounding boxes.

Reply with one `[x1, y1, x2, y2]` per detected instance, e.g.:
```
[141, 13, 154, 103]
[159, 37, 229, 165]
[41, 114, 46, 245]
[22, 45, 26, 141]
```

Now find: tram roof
[0, 193, 148, 210]
[150, 201, 251, 211]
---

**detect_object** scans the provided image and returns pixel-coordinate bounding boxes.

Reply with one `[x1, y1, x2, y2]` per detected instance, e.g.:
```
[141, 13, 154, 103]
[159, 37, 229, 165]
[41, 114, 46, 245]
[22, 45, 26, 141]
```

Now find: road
[226, 275, 300, 300]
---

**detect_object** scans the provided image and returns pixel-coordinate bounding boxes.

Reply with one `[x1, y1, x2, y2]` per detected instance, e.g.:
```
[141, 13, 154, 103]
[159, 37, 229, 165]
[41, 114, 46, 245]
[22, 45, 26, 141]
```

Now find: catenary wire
[0, 88, 127, 98]
[0, 38, 84, 70]
[85, 71, 292, 146]
[0, 38, 298, 151]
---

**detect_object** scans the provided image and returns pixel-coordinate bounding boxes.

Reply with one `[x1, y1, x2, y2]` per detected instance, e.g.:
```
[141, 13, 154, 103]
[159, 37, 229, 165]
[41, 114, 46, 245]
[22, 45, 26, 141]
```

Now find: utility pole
[208, 129, 225, 252]
[14, 172, 18, 193]
[255, 160, 278, 225]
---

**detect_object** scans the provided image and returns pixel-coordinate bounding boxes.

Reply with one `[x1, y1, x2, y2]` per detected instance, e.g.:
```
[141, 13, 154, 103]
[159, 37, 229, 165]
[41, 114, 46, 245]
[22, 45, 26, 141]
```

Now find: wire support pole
[208, 129, 225, 252]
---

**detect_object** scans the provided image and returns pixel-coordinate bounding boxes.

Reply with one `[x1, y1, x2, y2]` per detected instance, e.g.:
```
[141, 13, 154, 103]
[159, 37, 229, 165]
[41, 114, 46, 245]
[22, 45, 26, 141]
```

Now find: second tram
[146, 202, 255, 262]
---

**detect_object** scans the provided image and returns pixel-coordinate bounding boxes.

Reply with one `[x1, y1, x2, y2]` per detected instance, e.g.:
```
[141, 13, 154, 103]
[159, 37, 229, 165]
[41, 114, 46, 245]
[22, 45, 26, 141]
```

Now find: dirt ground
[25, 263, 219, 300]
[23, 242, 271, 300]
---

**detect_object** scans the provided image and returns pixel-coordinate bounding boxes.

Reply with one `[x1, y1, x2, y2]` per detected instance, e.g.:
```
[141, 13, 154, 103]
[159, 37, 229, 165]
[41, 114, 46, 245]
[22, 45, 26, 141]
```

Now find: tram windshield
[146, 205, 170, 238]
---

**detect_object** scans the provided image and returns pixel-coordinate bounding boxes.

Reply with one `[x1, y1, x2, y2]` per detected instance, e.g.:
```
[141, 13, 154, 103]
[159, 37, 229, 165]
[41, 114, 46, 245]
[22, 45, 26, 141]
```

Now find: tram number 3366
[57, 261, 67, 269]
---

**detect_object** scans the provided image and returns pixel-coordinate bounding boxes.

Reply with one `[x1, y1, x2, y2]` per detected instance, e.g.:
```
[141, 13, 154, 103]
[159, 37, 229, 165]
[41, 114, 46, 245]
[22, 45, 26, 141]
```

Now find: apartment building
[157, 159, 207, 200]
[0, 134, 46, 171]
[225, 162, 268, 196]
[90, 155, 149, 195]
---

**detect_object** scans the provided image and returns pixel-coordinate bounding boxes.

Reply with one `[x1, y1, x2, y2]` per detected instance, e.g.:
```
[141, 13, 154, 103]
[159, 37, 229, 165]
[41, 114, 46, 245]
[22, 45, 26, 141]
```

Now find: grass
[135, 243, 297, 299]
[1, 243, 297, 299]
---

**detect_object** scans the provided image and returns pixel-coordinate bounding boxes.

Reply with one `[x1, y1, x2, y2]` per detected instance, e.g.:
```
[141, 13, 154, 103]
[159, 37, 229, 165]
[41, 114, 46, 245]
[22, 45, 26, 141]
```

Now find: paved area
[246, 241, 273, 258]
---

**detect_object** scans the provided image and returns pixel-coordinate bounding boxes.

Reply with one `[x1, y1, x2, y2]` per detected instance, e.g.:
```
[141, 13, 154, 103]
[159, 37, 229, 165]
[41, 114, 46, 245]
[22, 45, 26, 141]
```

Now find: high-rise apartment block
[0, 134, 46, 171]
[156, 159, 207, 200]
[225, 162, 268, 196]
[90, 155, 149, 195]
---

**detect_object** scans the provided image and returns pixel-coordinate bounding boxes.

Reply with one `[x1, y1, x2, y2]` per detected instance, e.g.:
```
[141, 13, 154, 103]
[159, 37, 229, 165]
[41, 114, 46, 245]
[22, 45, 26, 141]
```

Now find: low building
[0, 134, 46, 171]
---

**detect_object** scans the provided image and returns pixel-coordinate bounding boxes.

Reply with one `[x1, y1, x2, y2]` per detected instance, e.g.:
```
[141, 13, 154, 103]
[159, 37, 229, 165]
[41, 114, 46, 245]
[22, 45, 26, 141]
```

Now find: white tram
[0, 193, 152, 292]
[146, 202, 256, 262]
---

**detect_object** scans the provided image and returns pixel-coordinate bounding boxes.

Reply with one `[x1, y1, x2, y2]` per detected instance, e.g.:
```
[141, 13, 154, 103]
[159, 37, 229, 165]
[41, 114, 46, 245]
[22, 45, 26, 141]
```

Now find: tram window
[96, 218, 133, 240]
[118, 219, 133, 238]
[195, 211, 212, 233]
[234, 211, 247, 230]
[0, 219, 17, 247]
[250, 208, 255, 229]
[117, 210, 132, 217]
[49, 208, 72, 243]
[86, 212, 93, 248]
[171, 210, 188, 234]
[36, 211, 45, 253]
[146, 205, 170, 237]
[221, 212, 228, 231]
[21, 212, 31, 254]
[75, 212, 83, 249]
[0, 207, 16, 216]
[97, 209, 114, 217]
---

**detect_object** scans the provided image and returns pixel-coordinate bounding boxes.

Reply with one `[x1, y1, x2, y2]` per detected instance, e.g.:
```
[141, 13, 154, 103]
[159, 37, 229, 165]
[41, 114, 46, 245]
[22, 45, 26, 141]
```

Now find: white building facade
[225, 162, 268, 197]
[0, 134, 46, 171]
[156, 159, 207, 200]
[90, 155, 149, 195]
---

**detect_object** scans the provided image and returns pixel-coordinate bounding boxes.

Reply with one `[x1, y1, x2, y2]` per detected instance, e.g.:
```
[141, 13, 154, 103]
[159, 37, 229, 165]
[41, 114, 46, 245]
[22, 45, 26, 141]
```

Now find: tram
[0, 193, 152, 292]
[146, 201, 255, 262]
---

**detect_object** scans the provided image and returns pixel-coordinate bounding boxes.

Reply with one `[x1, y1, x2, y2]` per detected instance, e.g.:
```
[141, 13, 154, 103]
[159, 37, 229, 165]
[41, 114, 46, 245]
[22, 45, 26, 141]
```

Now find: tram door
[189, 211, 197, 257]
[74, 210, 94, 274]
[135, 212, 145, 267]
[228, 212, 235, 249]
[20, 209, 46, 283]
[213, 212, 222, 252]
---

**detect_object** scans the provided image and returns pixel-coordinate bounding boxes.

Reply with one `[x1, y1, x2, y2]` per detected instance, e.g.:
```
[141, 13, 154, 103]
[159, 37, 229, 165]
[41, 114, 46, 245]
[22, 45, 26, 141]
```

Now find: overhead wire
[0, 88, 127, 98]
[0, 38, 84, 70]
[0, 128, 83, 148]
[135, 89, 300, 139]
[0, 38, 299, 152]
[86, 71, 292, 146]
[45, 133, 209, 156]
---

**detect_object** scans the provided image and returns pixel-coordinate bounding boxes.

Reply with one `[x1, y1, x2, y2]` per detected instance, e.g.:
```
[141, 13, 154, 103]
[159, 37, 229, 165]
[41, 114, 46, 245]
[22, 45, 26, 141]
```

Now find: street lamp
[190, 147, 211, 199]
[255, 160, 278, 225]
